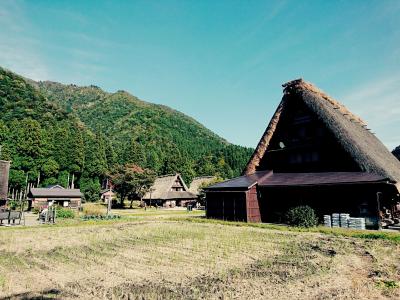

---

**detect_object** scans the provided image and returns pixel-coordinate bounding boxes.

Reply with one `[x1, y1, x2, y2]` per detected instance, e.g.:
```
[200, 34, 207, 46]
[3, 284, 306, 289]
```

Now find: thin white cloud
[0, 0, 50, 80]
[340, 75, 400, 150]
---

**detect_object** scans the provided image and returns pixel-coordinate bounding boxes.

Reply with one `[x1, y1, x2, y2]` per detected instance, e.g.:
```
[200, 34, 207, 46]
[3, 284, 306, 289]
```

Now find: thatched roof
[189, 176, 217, 195]
[143, 174, 196, 200]
[244, 79, 400, 191]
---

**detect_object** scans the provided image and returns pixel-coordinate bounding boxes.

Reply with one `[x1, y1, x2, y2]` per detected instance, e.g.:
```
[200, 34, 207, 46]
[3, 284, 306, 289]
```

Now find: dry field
[0, 211, 399, 300]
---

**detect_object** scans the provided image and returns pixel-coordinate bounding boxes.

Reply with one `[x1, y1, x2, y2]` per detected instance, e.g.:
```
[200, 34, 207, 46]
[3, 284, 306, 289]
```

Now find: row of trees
[0, 67, 253, 203]
[0, 117, 252, 203]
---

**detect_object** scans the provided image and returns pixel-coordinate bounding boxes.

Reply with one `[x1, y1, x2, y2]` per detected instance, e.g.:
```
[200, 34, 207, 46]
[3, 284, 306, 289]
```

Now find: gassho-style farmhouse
[205, 79, 400, 229]
[143, 174, 197, 208]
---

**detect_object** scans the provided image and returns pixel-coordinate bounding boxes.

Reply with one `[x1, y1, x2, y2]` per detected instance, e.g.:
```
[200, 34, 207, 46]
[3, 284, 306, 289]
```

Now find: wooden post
[71, 174, 75, 189]
[376, 192, 382, 230]
[107, 195, 112, 216]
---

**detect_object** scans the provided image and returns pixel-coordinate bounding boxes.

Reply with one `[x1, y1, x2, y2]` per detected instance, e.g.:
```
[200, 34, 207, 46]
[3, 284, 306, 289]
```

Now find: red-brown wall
[246, 186, 261, 222]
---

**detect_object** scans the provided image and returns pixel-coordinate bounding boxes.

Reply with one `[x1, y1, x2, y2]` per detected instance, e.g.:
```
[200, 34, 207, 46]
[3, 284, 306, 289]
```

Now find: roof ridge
[156, 174, 178, 178]
[192, 176, 215, 180]
[283, 79, 367, 127]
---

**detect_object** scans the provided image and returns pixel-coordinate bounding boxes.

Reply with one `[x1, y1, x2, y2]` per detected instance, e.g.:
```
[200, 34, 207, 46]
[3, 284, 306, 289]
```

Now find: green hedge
[56, 207, 75, 219]
[285, 205, 318, 228]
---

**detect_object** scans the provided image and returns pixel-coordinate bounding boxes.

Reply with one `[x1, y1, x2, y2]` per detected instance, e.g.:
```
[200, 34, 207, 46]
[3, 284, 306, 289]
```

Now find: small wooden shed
[28, 186, 82, 209]
[0, 160, 10, 208]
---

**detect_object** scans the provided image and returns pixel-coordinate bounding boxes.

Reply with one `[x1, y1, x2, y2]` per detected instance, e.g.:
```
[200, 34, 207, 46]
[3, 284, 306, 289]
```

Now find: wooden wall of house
[246, 186, 261, 222]
[256, 97, 360, 173]
[32, 198, 82, 209]
[206, 191, 247, 221]
[258, 183, 388, 229]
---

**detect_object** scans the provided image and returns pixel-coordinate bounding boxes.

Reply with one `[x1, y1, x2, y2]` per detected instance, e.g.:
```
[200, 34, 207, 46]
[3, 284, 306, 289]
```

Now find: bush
[83, 203, 106, 216]
[56, 207, 75, 219]
[285, 205, 318, 228]
[81, 214, 121, 221]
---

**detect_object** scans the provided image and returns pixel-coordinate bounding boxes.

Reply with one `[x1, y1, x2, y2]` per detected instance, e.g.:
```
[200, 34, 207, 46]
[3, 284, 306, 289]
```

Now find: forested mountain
[0, 67, 253, 201]
[393, 146, 400, 161]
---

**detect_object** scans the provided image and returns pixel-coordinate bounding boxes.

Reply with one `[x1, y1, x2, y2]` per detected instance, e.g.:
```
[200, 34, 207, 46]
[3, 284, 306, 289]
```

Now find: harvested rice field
[0, 211, 399, 299]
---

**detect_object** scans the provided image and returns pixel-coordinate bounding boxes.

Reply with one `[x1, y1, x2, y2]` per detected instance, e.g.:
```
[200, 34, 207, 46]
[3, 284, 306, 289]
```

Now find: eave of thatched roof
[244, 79, 400, 190]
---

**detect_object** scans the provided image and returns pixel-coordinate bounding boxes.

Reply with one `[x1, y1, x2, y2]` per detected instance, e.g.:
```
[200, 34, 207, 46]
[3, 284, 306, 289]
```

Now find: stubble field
[0, 210, 399, 299]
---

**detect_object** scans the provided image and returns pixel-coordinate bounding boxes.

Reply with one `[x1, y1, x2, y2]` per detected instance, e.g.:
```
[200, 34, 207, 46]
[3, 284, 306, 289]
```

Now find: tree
[110, 164, 155, 207]
[79, 176, 101, 202]
[83, 133, 107, 178]
[124, 138, 146, 167]
[41, 158, 59, 178]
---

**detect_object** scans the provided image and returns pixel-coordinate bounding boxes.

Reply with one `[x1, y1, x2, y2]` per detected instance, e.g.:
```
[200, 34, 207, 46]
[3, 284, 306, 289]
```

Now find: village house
[100, 189, 115, 204]
[143, 174, 197, 208]
[28, 185, 82, 209]
[205, 79, 400, 229]
[0, 160, 10, 209]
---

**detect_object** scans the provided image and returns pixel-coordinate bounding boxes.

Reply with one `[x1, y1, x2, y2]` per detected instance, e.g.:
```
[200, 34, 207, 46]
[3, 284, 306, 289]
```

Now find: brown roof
[206, 171, 272, 190]
[143, 174, 196, 200]
[258, 172, 386, 187]
[206, 171, 386, 190]
[29, 188, 82, 198]
[244, 79, 400, 191]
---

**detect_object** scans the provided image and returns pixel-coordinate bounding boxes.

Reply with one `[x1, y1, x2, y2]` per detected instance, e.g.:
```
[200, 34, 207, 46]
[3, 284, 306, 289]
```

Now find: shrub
[285, 205, 318, 228]
[83, 203, 106, 216]
[56, 207, 75, 219]
[81, 214, 121, 221]
[7, 200, 23, 210]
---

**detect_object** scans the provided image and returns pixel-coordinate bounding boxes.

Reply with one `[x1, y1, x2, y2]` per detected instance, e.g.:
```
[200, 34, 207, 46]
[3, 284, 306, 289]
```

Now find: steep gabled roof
[143, 174, 196, 200]
[244, 79, 400, 190]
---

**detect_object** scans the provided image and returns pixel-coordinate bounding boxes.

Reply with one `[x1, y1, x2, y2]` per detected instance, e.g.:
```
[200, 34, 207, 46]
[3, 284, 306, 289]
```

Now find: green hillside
[0, 67, 253, 201]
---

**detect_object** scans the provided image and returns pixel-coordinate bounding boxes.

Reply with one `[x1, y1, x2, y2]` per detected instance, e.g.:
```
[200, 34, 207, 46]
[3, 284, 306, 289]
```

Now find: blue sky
[0, 0, 399, 150]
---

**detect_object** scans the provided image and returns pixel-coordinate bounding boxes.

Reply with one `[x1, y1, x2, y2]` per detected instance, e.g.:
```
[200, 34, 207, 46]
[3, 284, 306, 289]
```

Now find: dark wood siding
[246, 186, 261, 222]
[258, 183, 386, 229]
[256, 99, 360, 173]
[206, 191, 247, 221]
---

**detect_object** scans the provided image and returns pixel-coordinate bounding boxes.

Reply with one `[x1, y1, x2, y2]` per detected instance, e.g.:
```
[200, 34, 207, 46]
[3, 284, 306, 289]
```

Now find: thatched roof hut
[244, 79, 400, 192]
[143, 174, 196, 207]
[206, 79, 400, 228]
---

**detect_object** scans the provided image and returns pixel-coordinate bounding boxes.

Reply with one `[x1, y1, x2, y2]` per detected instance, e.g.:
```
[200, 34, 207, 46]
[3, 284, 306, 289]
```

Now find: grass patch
[0, 217, 399, 299]
[171, 216, 400, 243]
